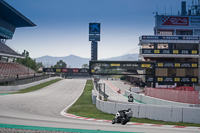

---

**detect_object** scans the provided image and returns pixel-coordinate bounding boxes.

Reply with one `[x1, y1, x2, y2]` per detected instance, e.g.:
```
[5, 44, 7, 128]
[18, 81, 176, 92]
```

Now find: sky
[5, 0, 193, 59]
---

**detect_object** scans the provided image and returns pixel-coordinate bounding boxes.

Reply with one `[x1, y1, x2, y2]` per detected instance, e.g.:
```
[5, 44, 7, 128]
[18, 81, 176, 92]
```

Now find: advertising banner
[156, 15, 200, 28]
[142, 49, 199, 55]
[146, 76, 198, 83]
[162, 16, 189, 26]
[141, 35, 199, 40]
[89, 23, 100, 34]
[43, 68, 89, 73]
[156, 62, 198, 68]
[89, 61, 155, 75]
[89, 35, 100, 41]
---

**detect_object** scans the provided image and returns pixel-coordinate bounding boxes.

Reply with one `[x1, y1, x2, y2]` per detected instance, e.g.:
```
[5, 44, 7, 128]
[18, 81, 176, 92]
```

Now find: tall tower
[89, 23, 100, 60]
[91, 41, 98, 60]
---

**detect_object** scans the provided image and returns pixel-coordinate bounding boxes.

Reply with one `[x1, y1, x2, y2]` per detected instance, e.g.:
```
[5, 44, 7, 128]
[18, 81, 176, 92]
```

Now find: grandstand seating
[0, 62, 35, 78]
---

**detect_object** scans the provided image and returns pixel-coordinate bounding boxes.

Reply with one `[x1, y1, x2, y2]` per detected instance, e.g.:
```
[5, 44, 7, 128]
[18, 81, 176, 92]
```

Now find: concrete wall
[125, 90, 200, 108]
[0, 77, 62, 91]
[95, 97, 200, 124]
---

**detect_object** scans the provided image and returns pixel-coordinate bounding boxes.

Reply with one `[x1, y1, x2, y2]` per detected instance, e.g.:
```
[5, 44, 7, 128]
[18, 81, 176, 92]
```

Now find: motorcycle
[111, 109, 132, 125]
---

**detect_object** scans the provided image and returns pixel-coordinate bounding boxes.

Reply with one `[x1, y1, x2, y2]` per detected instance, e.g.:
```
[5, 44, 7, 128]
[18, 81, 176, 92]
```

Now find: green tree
[17, 50, 37, 71]
[37, 62, 44, 69]
[54, 60, 67, 68]
[82, 64, 89, 68]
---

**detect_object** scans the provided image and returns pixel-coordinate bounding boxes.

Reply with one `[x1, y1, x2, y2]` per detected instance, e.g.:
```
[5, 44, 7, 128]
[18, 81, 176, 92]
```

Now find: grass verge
[67, 79, 200, 127]
[67, 80, 115, 120]
[13, 78, 62, 94]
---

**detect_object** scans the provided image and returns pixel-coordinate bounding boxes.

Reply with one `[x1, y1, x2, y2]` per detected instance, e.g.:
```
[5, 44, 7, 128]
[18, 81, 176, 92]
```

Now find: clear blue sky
[5, 0, 192, 59]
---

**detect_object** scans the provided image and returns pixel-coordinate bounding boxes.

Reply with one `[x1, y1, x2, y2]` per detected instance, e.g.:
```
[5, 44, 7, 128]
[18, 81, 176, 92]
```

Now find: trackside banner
[43, 68, 89, 73]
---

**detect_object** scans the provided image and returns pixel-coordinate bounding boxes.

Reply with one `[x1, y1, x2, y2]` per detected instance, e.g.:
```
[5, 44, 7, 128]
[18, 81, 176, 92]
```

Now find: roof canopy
[0, 0, 36, 27]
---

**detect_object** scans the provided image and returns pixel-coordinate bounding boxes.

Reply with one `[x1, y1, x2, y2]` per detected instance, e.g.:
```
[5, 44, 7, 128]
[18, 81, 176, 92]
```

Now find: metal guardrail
[94, 82, 109, 100]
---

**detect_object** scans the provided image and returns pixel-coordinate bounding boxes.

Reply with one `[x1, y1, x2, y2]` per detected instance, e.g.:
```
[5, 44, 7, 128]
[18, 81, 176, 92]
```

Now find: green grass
[112, 75, 123, 78]
[13, 79, 62, 94]
[67, 80, 115, 120]
[67, 80, 200, 127]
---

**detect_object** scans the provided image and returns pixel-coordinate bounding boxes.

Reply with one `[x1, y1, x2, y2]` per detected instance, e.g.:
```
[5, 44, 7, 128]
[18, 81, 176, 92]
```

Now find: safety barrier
[95, 97, 200, 124]
[145, 88, 199, 104]
[0, 77, 62, 91]
[125, 90, 200, 107]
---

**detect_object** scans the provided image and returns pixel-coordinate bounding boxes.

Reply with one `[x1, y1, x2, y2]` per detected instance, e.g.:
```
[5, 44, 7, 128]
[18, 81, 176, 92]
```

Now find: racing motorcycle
[111, 108, 132, 125]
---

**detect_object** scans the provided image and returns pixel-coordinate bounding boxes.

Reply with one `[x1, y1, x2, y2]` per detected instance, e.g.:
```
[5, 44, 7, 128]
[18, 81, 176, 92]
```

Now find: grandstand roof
[0, 0, 36, 27]
[0, 42, 24, 58]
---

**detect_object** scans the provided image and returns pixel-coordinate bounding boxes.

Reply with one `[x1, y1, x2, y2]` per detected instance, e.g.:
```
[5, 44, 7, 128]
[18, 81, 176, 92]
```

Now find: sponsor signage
[141, 36, 199, 40]
[190, 16, 200, 26]
[162, 16, 189, 26]
[89, 23, 100, 34]
[89, 35, 100, 41]
[89, 61, 155, 75]
[146, 76, 198, 83]
[43, 68, 89, 73]
[156, 15, 200, 27]
[146, 77, 154, 82]
[142, 49, 198, 55]
[156, 62, 198, 68]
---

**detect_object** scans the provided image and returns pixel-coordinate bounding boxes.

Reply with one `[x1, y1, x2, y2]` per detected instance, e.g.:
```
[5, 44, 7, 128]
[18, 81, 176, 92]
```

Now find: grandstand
[0, 62, 35, 76]
[0, 0, 41, 85]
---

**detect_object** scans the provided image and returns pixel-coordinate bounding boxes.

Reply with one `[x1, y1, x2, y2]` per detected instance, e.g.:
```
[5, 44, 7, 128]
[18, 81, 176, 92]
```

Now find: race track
[0, 79, 199, 133]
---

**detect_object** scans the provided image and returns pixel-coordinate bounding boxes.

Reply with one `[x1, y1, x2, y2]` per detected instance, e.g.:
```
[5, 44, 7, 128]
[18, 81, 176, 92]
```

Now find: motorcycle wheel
[112, 119, 115, 124]
[121, 118, 127, 125]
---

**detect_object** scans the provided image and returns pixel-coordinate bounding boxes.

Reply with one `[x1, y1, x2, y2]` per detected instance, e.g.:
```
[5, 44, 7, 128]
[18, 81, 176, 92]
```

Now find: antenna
[156, 4, 158, 13]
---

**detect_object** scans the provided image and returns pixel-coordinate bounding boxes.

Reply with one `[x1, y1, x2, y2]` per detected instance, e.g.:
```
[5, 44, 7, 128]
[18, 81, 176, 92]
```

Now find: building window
[157, 44, 168, 49]
[173, 43, 198, 49]
[156, 68, 198, 77]
[157, 30, 173, 35]
[176, 30, 193, 35]
[142, 43, 154, 49]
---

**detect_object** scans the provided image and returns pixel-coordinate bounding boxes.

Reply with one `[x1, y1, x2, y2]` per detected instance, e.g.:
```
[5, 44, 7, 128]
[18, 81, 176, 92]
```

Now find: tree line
[17, 50, 89, 72]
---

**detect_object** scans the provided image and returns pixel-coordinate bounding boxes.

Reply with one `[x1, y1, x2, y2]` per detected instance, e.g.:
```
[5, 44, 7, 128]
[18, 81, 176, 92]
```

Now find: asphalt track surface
[0, 79, 199, 133]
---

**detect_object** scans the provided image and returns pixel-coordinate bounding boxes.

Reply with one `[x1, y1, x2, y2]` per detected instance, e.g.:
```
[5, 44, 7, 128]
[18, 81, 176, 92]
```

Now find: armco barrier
[145, 88, 199, 104]
[95, 97, 200, 124]
[125, 90, 200, 107]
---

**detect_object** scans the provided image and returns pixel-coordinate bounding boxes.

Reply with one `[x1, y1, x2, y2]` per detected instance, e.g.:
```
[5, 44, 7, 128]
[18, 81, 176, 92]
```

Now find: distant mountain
[35, 54, 139, 68]
[35, 55, 90, 68]
[104, 54, 139, 61]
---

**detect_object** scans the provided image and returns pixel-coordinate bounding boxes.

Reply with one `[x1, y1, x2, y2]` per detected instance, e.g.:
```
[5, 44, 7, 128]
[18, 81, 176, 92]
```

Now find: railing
[94, 82, 109, 100]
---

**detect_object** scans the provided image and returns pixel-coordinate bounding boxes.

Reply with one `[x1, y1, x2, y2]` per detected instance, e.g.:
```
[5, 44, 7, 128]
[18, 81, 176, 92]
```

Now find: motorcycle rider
[128, 93, 134, 102]
[125, 108, 133, 119]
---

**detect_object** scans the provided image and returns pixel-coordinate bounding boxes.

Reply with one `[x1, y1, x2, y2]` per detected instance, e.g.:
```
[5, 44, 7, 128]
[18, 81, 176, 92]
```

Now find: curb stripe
[174, 126, 187, 128]
[62, 113, 200, 130]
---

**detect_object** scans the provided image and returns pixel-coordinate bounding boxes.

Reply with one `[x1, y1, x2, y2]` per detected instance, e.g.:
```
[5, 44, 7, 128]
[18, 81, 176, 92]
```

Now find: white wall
[95, 97, 200, 124]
